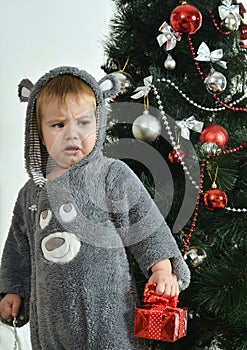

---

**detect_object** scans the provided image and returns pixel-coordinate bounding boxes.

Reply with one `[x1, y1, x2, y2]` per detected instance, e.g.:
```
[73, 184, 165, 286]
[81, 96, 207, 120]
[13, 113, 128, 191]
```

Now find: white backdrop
[0, 0, 113, 348]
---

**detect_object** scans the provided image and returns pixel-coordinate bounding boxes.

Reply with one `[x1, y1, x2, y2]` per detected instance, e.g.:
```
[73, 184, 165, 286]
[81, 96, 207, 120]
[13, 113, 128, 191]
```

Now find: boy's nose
[64, 120, 80, 139]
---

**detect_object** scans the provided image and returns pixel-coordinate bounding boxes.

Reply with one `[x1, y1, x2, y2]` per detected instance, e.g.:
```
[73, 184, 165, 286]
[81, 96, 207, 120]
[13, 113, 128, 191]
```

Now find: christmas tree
[102, 0, 247, 349]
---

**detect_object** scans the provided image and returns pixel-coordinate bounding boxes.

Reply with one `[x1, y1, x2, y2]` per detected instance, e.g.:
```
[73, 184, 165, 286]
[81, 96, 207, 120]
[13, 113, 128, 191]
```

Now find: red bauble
[199, 124, 229, 148]
[203, 188, 228, 211]
[168, 149, 185, 164]
[240, 24, 247, 40]
[170, 4, 202, 34]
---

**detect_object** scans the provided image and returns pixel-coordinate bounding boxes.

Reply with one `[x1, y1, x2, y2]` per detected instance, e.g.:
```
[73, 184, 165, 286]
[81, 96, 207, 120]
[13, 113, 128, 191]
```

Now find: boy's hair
[36, 74, 96, 138]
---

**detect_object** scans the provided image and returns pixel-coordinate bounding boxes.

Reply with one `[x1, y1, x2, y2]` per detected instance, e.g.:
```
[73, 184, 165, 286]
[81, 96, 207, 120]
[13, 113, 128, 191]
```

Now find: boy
[0, 66, 190, 349]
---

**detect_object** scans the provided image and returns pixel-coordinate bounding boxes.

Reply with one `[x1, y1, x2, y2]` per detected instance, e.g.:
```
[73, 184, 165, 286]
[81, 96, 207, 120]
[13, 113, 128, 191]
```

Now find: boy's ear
[98, 74, 120, 99]
[18, 78, 34, 102]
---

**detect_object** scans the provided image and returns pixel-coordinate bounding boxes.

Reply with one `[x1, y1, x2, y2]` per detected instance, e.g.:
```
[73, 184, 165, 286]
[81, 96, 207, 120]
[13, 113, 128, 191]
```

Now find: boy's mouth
[65, 146, 80, 151]
[64, 145, 81, 154]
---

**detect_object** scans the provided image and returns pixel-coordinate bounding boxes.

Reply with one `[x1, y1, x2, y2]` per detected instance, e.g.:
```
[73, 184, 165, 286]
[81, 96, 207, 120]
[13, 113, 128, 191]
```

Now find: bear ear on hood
[98, 74, 120, 99]
[18, 78, 34, 102]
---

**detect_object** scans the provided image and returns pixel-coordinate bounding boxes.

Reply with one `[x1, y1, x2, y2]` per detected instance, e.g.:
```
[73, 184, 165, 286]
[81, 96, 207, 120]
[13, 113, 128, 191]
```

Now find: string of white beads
[225, 207, 247, 212]
[157, 78, 247, 112]
[151, 84, 200, 190]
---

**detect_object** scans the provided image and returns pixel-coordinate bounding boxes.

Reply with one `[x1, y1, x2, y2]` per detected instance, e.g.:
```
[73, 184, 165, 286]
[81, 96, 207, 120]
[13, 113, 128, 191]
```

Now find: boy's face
[41, 94, 97, 175]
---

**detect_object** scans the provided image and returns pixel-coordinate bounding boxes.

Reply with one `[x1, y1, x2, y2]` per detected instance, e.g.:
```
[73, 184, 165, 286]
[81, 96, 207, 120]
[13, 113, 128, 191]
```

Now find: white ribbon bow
[218, 0, 240, 22]
[131, 76, 153, 99]
[156, 21, 181, 51]
[195, 42, 227, 69]
[176, 116, 204, 140]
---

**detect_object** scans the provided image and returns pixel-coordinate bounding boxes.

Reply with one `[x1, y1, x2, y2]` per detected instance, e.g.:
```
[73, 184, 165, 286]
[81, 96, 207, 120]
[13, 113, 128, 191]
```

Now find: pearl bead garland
[158, 78, 247, 112]
[151, 84, 200, 190]
[226, 207, 247, 212]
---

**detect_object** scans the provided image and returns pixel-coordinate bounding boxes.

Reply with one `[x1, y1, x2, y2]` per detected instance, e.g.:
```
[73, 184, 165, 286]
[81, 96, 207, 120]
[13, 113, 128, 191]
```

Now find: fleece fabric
[0, 66, 190, 350]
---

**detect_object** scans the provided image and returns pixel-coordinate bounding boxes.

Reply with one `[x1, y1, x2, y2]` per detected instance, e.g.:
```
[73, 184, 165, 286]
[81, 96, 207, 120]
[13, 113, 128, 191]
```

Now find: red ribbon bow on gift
[143, 283, 178, 308]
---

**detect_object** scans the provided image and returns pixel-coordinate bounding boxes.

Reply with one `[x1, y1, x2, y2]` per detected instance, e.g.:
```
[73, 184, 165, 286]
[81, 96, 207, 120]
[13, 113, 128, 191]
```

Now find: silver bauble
[164, 54, 176, 70]
[111, 70, 134, 94]
[184, 247, 207, 267]
[204, 70, 227, 94]
[201, 142, 221, 155]
[132, 110, 161, 143]
[223, 13, 239, 31]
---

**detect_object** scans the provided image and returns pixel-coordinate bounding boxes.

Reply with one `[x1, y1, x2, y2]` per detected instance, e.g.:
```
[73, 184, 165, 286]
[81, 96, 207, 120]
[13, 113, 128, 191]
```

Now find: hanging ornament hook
[206, 163, 219, 187]
[117, 56, 130, 72]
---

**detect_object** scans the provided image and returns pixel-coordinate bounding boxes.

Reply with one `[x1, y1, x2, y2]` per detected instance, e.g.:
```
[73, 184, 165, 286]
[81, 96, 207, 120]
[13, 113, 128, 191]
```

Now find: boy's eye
[78, 120, 89, 126]
[54, 122, 64, 128]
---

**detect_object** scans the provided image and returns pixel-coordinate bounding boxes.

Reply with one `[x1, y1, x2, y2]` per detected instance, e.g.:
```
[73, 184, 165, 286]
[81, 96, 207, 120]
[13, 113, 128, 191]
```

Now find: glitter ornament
[111, 71, 134, 94]
[203, 186, 228, 211]
[170, 4, 202, 34]
[168, 149, 185, 164]
[223, 13, 240, 31]
[164, 54, 176, 70]
[204, 70, 227, 94]
[199, 124, 229, 148]
[132, 110, 161, 143]
[201, 142, 221, 155]
[184, 247, 207, 267]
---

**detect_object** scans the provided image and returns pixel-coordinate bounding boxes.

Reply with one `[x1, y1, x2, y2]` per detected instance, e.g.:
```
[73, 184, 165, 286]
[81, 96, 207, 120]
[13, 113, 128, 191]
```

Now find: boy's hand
[148, 259, 179, 297]
[0, 294, 22, 320]
[148, 270, 179, 297]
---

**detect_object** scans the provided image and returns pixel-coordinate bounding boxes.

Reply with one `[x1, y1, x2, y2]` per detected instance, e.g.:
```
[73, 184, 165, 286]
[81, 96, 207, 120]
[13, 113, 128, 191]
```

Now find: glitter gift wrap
[134, 283, 188, 342]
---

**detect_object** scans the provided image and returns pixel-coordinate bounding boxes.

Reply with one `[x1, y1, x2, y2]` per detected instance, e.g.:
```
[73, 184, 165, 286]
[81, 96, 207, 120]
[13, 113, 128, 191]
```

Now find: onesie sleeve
[105, 159, 190, 291]
[0, 184, 32, 327]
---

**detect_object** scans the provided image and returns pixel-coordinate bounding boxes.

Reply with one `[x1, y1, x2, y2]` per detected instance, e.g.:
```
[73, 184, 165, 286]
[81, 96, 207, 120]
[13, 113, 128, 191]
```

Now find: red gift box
[134, 283, 188, 342]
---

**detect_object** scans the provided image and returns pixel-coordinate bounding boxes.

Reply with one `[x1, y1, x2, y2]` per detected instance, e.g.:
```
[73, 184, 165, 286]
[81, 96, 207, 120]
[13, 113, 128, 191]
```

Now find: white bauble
[132, 110, 161, 142]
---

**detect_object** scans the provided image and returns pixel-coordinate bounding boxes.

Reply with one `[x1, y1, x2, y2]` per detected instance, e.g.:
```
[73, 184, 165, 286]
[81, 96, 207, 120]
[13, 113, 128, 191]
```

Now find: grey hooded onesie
[0, 66, 190, 350]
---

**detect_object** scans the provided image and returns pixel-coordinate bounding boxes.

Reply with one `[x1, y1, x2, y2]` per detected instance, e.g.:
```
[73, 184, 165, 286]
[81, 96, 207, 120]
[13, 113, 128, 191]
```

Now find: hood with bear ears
[18, 66, 120, 187]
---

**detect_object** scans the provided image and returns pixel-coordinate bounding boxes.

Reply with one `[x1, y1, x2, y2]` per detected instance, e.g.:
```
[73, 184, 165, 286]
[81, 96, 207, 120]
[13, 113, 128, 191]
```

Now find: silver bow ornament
[156, 21, 181, 51]
[131, 76, 153, 99]
[218, 0, 240, 25]
[195, 42, 227, 69]
[176, 116, 204, 140]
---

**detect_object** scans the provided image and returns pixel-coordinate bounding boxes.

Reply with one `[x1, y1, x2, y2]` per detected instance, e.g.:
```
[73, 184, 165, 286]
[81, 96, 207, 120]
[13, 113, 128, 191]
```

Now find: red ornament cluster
[168, 149, 185, 164]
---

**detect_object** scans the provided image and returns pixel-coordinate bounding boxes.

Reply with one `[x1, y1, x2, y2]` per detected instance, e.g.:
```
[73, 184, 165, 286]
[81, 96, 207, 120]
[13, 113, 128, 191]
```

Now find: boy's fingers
[11, 299, 20, 317]
[155, 281, 165, 295]
[1, 307, 12, 320]
[156, 283, 179, 297]
[169, 285, 177, 297]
